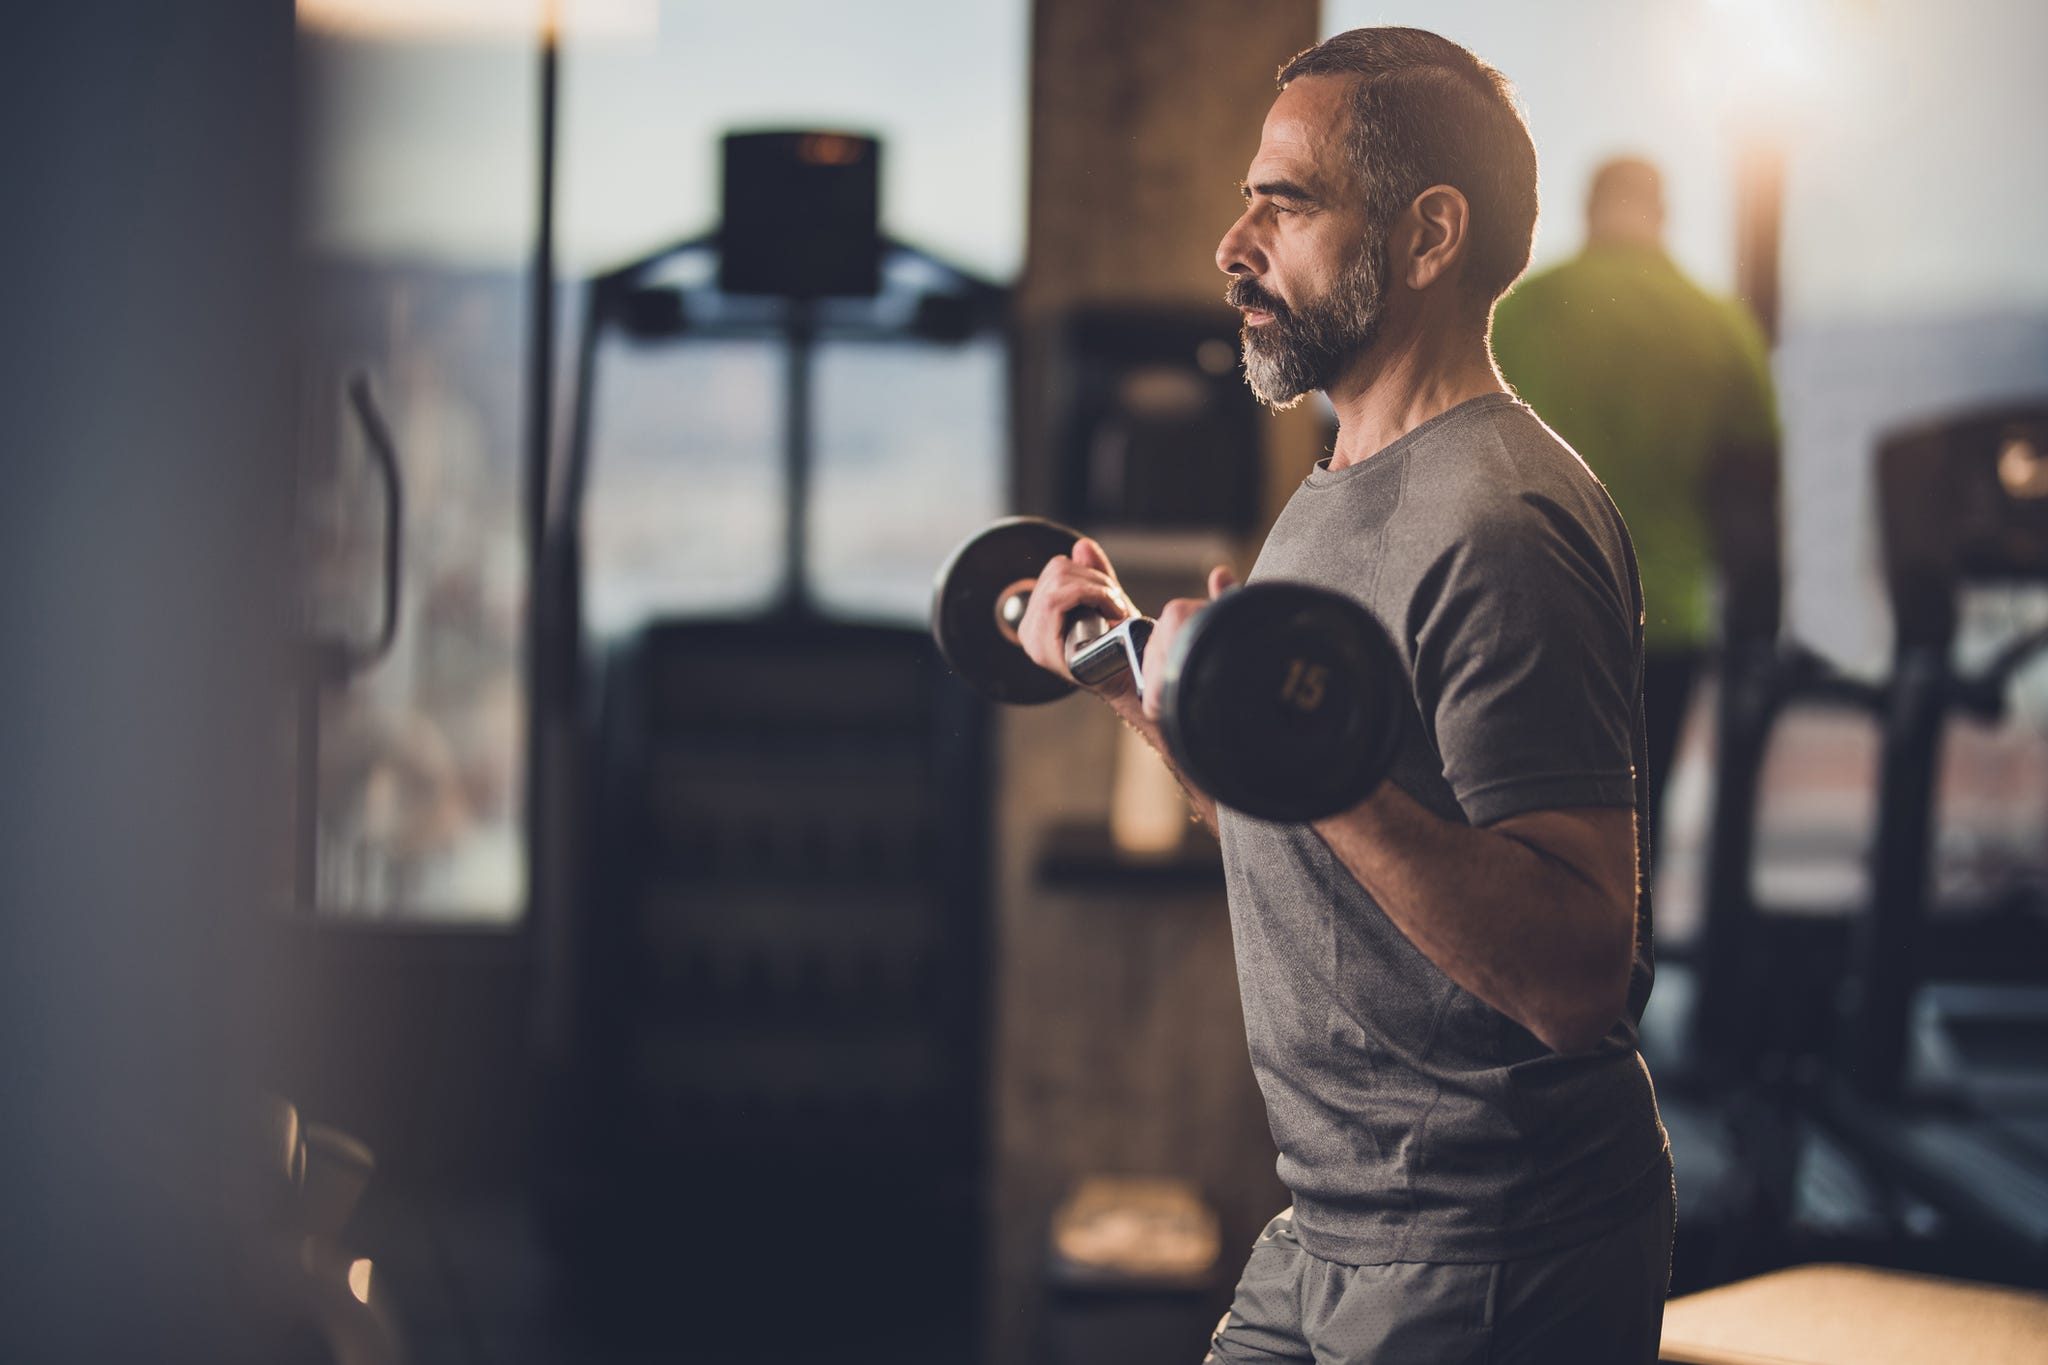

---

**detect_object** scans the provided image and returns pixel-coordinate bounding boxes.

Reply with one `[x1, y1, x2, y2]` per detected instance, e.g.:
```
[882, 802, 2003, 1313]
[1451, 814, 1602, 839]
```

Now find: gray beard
[1240, 246, 1386, 410]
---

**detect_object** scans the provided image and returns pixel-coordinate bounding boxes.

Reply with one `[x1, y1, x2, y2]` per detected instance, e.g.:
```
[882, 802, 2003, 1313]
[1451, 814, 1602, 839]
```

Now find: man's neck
[1322, 322, 1506, 471]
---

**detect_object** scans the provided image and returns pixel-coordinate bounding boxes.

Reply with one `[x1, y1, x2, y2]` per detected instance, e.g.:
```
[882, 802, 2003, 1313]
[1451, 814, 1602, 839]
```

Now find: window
[290, 0, 1031, 918]
[294, 22, 538, 922]
[567, 0, 1028, 632]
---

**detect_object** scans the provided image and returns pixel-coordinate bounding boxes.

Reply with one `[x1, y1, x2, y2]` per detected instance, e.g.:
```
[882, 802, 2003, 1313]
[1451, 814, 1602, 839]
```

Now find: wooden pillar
[1014, 0, 1325, 523]
[986, 4, 1318, 1360]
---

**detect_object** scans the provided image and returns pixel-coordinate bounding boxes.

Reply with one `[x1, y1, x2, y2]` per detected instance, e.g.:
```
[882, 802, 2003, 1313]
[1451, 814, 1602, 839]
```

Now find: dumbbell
[930, 517, 1405, 822]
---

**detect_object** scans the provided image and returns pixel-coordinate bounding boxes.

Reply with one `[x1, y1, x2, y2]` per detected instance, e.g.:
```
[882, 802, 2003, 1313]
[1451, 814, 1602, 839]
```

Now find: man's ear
[1404, 184, 1471, 292]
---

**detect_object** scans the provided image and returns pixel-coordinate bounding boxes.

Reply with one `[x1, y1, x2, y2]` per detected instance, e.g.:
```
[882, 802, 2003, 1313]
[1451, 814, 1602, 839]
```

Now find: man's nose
[1216, 210, 1266, 279]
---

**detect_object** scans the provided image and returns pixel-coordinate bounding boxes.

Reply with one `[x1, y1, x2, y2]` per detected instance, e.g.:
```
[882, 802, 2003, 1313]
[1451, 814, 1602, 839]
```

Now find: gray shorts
[1204, 1183, 1674, 1365]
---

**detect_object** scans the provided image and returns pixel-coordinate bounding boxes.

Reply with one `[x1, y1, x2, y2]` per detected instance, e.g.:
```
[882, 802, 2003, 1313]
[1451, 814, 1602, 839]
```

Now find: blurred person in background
[1492, 157, 1782, 841]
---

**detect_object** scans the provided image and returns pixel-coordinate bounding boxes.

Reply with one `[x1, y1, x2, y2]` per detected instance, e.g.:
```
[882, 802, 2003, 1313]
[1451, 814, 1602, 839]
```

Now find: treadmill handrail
[312, 372, 405, 683]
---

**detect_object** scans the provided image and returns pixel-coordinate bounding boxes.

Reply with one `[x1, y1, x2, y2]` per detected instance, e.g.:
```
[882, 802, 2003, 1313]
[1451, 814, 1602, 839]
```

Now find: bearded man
[1018, 26, 1674, 1364]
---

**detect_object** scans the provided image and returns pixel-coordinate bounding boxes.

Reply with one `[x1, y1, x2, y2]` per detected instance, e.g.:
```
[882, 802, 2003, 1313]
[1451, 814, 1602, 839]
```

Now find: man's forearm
[1311, 787, 1636, 1053]
[1103, 692, 1219, 836]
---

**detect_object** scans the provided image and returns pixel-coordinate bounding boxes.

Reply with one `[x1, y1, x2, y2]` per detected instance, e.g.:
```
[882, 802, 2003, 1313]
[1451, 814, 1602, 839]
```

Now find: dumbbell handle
[1065, 611, 1156, 693]
[995, 579, 1154, 693]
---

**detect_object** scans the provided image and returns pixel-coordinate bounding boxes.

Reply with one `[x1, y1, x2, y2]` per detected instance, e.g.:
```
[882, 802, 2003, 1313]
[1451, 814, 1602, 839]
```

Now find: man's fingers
[1018, 555, 1134, 681]
[1037, 565, 1128, 623]
[1141, 597, 1205, 721]
[1208, 565, 1239, 599]
[1043, 547, 1134, 622]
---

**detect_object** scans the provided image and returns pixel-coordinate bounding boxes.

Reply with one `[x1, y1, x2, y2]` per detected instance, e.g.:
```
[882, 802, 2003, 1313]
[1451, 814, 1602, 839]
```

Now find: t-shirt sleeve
[1410, 501, 1639, 826]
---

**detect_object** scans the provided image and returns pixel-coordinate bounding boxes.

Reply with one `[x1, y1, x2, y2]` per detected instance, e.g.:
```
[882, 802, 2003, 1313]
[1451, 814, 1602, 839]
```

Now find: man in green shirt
[1492, 156, 1782, 840]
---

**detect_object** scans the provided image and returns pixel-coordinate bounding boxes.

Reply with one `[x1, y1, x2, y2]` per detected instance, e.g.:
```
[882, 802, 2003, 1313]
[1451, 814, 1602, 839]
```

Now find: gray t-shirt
[1221, 392, 1669, 1267]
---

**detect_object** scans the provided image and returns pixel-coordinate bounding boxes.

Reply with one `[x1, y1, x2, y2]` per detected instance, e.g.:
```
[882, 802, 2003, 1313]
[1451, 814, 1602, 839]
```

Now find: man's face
[1216, 76, 1387, 410]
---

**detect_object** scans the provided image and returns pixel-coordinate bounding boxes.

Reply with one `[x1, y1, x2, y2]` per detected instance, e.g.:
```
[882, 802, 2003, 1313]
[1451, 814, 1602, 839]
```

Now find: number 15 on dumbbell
[930, 517, 1405, 823]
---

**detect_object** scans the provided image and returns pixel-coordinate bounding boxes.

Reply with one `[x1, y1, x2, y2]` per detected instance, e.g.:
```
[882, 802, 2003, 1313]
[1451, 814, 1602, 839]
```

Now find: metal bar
[782, 299, 815, 612]
[522, 7, 561, 929]
[345, 372, 405, 670]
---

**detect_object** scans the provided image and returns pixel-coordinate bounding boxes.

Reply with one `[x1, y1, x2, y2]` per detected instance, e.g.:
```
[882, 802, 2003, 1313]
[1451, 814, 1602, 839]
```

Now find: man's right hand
[1018, 536, 1224, 833]
[1137, 564, 1239, 724]
[1015, 537, 1140, 698]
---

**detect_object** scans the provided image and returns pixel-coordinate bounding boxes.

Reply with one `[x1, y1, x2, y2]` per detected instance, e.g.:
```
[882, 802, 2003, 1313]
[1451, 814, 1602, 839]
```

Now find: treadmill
[1817, 401, 2048, 1283]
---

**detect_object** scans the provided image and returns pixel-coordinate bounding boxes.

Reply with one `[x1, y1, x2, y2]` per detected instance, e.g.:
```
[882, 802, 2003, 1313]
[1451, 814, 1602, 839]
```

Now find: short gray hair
[1279, 28, 1539, 304]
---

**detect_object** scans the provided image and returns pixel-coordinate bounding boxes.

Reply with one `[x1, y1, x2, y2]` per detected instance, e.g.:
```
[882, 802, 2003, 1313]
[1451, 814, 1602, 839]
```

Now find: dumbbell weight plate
[1159, 582, 1405, 822]
[931, 516, 1088, 705]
